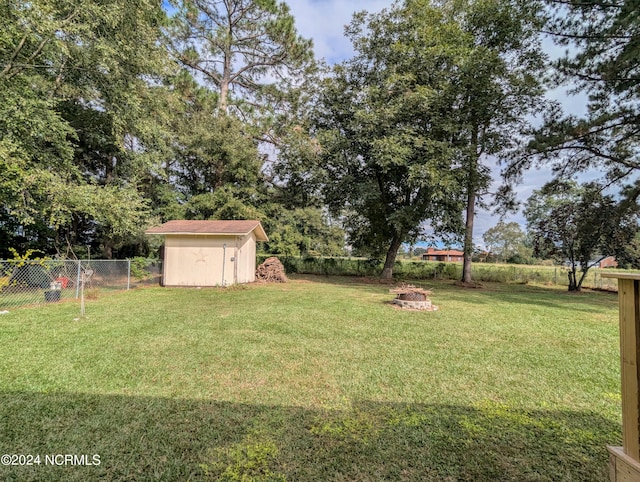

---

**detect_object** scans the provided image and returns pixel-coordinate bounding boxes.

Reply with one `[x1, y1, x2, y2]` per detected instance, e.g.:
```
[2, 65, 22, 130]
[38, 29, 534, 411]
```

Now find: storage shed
[145, 220, 268, 286]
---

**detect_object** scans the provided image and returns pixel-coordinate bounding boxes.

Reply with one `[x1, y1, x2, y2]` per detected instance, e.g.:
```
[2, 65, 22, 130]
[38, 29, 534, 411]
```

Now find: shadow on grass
[439, 284, 618, 314]
[0, 391, 619, 481]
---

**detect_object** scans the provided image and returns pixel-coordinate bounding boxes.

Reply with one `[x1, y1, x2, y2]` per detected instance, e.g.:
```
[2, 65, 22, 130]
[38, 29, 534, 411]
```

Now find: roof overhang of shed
[145, 220, 268, 241]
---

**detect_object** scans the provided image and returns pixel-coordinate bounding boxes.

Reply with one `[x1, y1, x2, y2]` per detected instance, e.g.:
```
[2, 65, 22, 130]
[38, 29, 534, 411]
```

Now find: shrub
[130, 257, 155, 281]
[258, 256, 384, 277]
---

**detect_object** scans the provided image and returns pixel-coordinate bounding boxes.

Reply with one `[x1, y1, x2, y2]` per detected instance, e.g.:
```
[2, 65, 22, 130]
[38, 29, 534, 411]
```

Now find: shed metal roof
[145, 220, 268, 241]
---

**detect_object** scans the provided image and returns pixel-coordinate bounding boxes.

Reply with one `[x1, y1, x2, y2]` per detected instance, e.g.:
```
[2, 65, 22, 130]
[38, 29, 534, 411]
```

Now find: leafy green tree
[140, 74, 271, 224]
[154, 75, 264, 219]
[259, 206, 345, 257]
[1, 0, 169, 257]
[160, 0, 345, 256]
[617, 232, 640, 269]
[436, 0, 549, 283]
[135, 68, 344, 257]
[482, 221, 531, 263]
[178, 115, 261, 197]
[305, 0, 547, 279]
[524, 181, 637, 291]
[312, 1, 475, 278]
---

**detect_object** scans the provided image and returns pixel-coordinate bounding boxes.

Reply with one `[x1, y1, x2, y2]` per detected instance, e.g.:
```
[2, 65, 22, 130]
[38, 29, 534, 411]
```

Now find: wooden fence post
[602, 273, 640, 481]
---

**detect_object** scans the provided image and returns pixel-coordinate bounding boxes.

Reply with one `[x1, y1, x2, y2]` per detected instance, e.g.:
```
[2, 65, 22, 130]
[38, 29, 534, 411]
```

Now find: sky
[284, 0, 589, 247]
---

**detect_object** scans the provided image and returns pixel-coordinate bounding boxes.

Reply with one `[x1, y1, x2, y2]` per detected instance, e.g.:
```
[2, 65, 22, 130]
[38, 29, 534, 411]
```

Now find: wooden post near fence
[602, 272, 640, 481]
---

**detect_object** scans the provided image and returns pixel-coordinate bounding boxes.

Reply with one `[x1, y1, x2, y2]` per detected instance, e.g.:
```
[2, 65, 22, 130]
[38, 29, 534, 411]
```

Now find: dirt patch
[453, 280, 485, 289]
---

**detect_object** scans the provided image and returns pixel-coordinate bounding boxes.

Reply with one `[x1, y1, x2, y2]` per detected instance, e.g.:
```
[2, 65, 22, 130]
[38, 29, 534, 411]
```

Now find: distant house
[145, 220, 268, 286]
[422, 248, 465, 262]
[595, 256, 618, 268]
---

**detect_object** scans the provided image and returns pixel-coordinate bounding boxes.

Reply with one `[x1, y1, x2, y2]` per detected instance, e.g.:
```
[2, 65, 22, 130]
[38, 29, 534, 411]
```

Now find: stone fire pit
[390, 285, 438, 311]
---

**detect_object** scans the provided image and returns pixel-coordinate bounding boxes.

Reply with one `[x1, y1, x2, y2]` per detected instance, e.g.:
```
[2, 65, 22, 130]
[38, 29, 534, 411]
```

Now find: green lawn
[0, 275, 622, 481]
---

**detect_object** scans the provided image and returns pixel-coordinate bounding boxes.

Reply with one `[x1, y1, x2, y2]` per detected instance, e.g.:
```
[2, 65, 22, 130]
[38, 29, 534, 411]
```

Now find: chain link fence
[0, 259, 162, 310]
[268, 255, 627, 292]
[471, 264, 623, 291]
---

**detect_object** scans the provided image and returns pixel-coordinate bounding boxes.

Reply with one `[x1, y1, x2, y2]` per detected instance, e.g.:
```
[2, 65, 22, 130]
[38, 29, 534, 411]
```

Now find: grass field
[0, 275, 622, 481]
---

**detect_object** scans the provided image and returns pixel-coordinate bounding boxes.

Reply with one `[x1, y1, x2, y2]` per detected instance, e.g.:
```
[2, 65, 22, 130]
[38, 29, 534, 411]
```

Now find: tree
[311, 1, 472, 279]
[1, 0, 170, 257]
[439, 0, 548, 283]
[166, 0, 313, 128]
[616, 232, 640, 269]
[306, 0, 547, 280]
[259, 205, 346, 257]
[154, 74, 265, 219]
[414, 247, 427, 257]
[505, 0, 640, 202]
[482, 221, 530, 263]
[132, 65, 346, 259]
[524, 181, 637, 291]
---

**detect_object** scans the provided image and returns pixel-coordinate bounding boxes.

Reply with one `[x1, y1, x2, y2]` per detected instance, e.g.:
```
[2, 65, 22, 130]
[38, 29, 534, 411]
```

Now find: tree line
[1, 0, 638, 291]
[1, 0, 343, 260]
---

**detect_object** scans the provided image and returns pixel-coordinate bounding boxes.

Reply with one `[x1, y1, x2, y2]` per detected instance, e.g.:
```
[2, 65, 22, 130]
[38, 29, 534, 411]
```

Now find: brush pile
[256, 257, 288, 283]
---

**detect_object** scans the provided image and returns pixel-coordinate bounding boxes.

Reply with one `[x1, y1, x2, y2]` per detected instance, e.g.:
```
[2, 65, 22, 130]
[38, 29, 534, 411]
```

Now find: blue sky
[284, 0, 590, 247]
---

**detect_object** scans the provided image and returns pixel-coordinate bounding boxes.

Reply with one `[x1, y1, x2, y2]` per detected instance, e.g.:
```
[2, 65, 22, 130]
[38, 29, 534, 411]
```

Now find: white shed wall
[236, 234, 257, 283]
[163, 234, 256, 286]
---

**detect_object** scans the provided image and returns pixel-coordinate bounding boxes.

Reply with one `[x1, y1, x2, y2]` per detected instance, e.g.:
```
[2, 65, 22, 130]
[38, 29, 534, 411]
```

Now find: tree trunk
[462, 188, 476, 283]
[567, 266, 580, 291]
[381, 233, 404, 280]
[573, 267, 590, 292]
[102, 238, 113, 259]
[462, 126, 480, 284]
[219, 39, 232, 112]
[219, 78, 229, 113]
[71, 213, 80, 246]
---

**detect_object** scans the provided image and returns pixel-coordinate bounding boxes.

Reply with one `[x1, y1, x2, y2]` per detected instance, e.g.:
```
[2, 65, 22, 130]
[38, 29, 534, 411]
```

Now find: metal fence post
[127, 259, 131, 290]
[75, 260, 81, 299]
